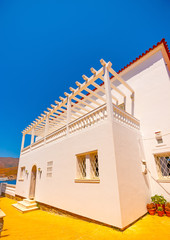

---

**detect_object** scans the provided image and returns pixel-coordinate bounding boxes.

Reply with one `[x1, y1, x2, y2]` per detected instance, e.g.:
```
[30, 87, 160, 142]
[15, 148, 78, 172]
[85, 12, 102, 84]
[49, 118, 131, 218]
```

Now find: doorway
[29, 165, 37, 199]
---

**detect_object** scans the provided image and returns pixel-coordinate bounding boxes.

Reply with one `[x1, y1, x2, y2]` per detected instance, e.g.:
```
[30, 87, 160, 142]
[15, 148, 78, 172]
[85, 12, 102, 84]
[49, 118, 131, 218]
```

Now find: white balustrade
[21, 103, 140, 154]
[113, 104, 140, 129]
[68, 104, 107, 134]
[46, 126, 67, 143]
[0, 183, 16, 197]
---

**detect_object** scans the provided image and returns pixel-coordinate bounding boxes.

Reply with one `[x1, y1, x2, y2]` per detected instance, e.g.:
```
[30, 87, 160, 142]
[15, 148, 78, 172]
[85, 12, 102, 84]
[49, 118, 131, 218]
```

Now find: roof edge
[117, 38, 170, 75]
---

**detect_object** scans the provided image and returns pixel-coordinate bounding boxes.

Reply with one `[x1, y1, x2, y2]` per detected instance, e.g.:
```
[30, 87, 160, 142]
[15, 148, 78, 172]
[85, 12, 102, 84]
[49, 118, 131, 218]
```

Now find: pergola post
[103, 65, 114, 121]
[44, 115, 49, 137]
[31, 128, 35, 145]
[21, 133, 25, 151]
[66, 97, 71, 135]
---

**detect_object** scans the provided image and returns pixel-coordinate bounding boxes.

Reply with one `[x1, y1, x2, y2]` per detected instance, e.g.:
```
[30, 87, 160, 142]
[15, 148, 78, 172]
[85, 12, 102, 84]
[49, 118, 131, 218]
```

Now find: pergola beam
[108, 66, 134, 93]
[23, 59, 134, 136]
[71, 101, 89, 114]
[70, 86, 101, 107]
[110, 82, 126, 97]
[71, 96, 95, 110]
[90, 67, 126, 98]
[85, 87, 106, 103]
[78, 92, 101, 106]
[91, 81, 118, 103]
[23, 97, 67, 134]
[72, 68, 104, 100]
[49, 122, 65, 127]
[50, 116, 67, 124]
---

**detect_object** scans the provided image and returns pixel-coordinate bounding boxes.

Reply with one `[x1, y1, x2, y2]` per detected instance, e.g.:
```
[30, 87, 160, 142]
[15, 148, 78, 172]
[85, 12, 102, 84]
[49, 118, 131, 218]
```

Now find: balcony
[21, 60, 139, 155]
[21, 103, 140, 155]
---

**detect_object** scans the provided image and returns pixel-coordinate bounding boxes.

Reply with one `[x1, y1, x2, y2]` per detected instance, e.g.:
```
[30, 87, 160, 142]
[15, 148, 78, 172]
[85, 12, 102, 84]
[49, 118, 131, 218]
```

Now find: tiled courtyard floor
[0, 197, 170, 240]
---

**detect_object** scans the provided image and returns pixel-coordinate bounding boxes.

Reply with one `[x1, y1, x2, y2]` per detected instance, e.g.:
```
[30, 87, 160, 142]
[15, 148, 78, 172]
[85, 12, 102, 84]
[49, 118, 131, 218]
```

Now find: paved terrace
[0, 197, 170, 240]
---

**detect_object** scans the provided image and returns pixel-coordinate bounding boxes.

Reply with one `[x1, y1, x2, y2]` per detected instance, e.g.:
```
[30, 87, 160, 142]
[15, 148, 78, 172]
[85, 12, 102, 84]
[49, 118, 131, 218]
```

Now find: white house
[14, 39, 170, 229]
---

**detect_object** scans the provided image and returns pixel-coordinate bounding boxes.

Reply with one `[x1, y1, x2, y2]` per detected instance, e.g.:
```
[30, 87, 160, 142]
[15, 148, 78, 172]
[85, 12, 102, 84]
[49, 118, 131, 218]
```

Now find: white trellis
[21, 59, 134, 150]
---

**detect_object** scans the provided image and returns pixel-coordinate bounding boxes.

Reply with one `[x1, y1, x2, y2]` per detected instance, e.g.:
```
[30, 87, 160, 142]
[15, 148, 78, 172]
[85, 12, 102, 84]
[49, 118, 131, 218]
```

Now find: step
[12, 203, 39, 213]
[23, 199, 36, 204]
[17, 201, 37, 209]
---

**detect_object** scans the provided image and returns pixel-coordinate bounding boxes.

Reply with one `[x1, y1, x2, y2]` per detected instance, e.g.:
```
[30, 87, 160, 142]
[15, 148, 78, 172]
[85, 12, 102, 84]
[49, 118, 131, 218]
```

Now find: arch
[29, 165, 37, 199]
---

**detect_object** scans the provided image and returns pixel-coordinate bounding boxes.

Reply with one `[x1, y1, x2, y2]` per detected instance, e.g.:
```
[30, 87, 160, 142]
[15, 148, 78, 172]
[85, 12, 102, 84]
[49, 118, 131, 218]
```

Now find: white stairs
[12, 198, 39, 213]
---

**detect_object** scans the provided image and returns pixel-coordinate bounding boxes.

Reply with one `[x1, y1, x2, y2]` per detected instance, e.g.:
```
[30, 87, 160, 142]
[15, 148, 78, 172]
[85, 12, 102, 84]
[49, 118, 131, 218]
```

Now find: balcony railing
[21, 104, 140, 154]
[68, 104, 107, 134]
[113, 104, 140, 130]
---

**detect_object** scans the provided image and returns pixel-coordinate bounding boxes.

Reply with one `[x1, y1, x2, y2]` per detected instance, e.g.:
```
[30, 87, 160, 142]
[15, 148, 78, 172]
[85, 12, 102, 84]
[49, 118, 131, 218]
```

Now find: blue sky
[0, 0, 170, 158]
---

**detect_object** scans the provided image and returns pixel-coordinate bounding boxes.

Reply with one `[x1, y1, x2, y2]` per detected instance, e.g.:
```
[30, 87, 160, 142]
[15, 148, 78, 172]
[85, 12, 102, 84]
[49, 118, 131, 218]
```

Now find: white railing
[46, 126, 67, 143]
[0, 183, 16, 197]
[68, 104, 107, 134]
[21, 103, 140, 154]
[113, 104, 140, 129]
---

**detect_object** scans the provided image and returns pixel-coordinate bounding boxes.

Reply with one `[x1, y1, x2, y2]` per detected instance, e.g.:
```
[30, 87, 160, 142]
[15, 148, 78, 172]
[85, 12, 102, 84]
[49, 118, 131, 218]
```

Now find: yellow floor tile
[0, 197, 170, 240]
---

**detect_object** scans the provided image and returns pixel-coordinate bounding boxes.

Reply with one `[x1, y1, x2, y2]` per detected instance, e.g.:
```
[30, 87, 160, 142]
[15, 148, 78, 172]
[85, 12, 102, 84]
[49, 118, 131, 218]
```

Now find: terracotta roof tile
[117, 38, 170, 74]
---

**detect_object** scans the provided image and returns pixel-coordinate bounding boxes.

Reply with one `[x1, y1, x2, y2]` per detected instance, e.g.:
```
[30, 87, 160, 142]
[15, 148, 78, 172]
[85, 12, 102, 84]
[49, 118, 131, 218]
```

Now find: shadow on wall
[147, 169, 170, 196]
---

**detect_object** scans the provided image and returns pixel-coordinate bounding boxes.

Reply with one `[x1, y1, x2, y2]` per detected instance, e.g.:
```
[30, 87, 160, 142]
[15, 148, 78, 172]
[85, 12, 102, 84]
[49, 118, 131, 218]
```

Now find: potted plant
[151, 195, 166, 211]
[147, 203, 156, 215]
[165, 202, 170, 217]
[157, 206, 164, 217]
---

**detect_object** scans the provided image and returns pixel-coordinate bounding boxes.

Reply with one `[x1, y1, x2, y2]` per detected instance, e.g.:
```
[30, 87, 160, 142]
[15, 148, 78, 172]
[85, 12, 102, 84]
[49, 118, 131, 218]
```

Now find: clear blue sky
[0, 0, 170, 158]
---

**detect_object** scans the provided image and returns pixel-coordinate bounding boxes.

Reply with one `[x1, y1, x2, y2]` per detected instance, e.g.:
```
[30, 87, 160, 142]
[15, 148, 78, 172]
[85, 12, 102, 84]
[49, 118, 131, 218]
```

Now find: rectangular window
[155, 153, 170, 180]
[47, 161, 53, 177]
[76, 151, 99, 182]
[20, 167, 25, 179]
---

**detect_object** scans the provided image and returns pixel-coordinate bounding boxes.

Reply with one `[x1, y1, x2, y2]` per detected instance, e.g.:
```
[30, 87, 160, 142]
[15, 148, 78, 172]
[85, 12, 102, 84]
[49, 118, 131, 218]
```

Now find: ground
[0, 197, 170, 240]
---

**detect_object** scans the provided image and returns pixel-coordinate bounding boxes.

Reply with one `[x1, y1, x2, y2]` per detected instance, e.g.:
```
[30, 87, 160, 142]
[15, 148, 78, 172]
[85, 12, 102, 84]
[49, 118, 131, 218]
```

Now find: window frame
[46, 161, 53, 178]
[75, 150, 100, 183]
[154, 152, 170, 182]
[19, 166, 25, 181]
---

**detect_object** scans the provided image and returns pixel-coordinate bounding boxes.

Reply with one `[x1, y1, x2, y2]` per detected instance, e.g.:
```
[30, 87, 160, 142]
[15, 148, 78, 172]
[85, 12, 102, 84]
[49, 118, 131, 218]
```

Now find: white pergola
[21, 59, 134, 150]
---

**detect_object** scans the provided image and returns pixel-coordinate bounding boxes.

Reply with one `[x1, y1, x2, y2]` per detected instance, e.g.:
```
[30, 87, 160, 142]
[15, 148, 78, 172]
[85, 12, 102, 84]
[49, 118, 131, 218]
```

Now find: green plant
[157, 206, 163, 212]
[151, 195, 166, 205]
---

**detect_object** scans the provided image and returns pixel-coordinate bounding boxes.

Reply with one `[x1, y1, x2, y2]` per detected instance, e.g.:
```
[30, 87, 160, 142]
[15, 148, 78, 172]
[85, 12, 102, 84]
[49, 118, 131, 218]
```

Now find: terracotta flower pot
[156, 204, 165, 211]
[148, 209, 156, 215]
[157, 211, 164, 217]
[165, 211, 170, 217]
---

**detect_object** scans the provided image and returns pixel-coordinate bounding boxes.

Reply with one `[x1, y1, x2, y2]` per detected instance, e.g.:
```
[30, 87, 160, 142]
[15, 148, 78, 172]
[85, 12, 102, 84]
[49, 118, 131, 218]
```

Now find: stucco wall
[16, 50, 170, 228]
[16, 120, 123, 228]
[113, 121, 150, 227]
[118, 51, 170, 201]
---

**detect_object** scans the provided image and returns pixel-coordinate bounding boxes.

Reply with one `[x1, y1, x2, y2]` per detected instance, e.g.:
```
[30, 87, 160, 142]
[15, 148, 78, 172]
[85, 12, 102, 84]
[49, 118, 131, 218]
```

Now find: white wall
[16, 49, 170, 228]
[118, 51, 170, 201]
[16, 120, 123, 228]
[113, 121, 150, 227]
[16, 116, 149, 229]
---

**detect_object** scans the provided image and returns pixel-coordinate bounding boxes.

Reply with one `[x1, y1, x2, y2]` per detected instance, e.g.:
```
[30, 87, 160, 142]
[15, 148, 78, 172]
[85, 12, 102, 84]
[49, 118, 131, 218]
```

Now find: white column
[21, 133, 25, 151]
[86, 154, 91, 179]
[66, 97, 71, 135]
[103, 65, 114, 121]
[44, 115, 49, 138]
[31, 128, 35, 145]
